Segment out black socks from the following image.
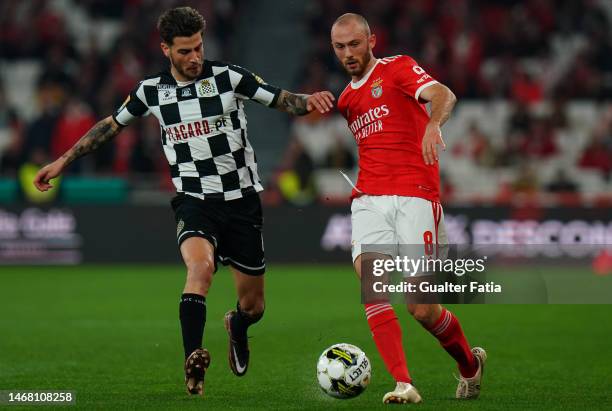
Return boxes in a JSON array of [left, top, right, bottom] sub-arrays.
[[179, 293, 206, 359]]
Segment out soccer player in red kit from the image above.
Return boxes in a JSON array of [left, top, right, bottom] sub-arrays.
[[331, 13, 486, 404]]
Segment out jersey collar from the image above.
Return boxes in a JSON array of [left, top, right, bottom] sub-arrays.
[[159, 70, 178, 85], [161, 60, 212, 85], [350, 59, 380, 90]]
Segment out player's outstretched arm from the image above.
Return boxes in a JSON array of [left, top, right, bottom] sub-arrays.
[[33, 116, 123, 191], [275, 90, 335, 116], [419, 83, 457, 165]]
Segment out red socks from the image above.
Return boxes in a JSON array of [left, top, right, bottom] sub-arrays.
[[364, 305, 477, 381], [427, 308, 477, 378], [365, 303, 411, 383]]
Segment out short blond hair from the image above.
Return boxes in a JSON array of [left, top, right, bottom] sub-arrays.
[[332, 13, 371, 36]]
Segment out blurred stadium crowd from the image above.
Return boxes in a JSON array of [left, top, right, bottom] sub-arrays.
[[1, 0, 611, 204]]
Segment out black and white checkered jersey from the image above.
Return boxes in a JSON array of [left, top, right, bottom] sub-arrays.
[[113, 60, 281, 201]]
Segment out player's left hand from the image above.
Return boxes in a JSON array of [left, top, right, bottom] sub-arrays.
[[307, 91, 335, 114], [422, 123, 446, 165]]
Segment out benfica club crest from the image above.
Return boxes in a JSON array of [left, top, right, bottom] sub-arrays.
[[370, 77, 383, 98]]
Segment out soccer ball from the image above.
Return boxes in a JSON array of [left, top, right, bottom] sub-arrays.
[[316, 343, 371, 399]]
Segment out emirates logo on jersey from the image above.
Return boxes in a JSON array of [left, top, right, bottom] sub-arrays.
[[348, 104, 390, 141], [370, 77, 383, 98]]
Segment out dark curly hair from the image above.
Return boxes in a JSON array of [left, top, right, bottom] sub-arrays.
[[157, 7, 206, 45]]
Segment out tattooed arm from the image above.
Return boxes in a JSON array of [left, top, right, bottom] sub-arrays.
[[33, 116, 123, 191], [275, 90, 335, 116], [62, 116, 123, 164], [275, 90, 309, 115]]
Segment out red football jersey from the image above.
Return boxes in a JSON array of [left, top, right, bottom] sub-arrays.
[[337, 55, 440, 201]]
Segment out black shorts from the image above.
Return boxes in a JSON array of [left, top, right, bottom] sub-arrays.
[[171, 193, 265, 276]]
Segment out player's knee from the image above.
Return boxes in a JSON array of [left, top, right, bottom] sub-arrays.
[[185, 259, 214, 289]]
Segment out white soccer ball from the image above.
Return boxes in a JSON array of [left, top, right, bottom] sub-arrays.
[[316, 343, 371, 399]]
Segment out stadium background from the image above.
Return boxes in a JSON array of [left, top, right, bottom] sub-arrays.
[[1, 0, 611, 410]]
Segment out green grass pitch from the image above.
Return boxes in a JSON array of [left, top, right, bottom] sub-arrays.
[[1, 265, 610, 410]]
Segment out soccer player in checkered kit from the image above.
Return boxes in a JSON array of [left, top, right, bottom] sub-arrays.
[[33, 6, 334, 396], [331, 14, 486, 403]]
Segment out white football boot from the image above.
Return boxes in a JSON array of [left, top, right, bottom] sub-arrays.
[[456, 347, 487, 399], [382, 382, 423, 404]]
